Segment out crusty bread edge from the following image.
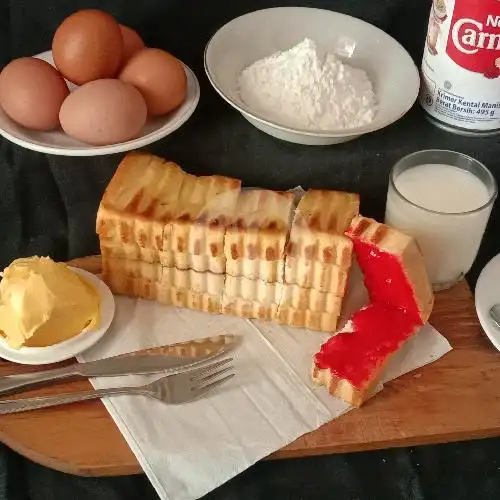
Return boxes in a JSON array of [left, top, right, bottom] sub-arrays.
[[311, 215, 435, 406], [311, 363, 368, 407], [347, 215, 434, 322], [311, 335, 412, 407]]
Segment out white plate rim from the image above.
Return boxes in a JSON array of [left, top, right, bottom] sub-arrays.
[[204, 6, 420, 138], [475, 252, 500, 352], [0, 267, 115, 365], [0, 51, 200, 156]]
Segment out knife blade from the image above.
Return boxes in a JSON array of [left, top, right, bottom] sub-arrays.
[[0, 334, 238, 396]]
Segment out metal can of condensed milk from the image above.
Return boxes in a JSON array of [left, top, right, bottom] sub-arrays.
[[419, 0, 500, 136]]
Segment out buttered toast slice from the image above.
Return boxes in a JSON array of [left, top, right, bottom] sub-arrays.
[[224, 190, 295, 282], [285, 189, 359, 293], [312, 216, 434, 406]]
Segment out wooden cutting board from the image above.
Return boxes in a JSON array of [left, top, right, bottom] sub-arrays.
[[0, 255, 498, 477]]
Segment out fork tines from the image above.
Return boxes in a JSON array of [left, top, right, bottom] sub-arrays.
[[190, 358, 235, 396]]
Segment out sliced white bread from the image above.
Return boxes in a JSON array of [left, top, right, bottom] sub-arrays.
[[224, 190, 295, 282], [284, 189, 359, 293], [97, 151, 241, 275]]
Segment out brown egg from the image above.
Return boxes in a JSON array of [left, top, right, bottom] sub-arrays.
[[119, 48, 187, 116], [0, 57, 69, 131], [59, 79, 147, 145], [119, 25, 145, 65], [52, 9, 123, 85]]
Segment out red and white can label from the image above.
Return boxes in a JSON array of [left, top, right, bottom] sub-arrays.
[[419, 0, 500, 132]]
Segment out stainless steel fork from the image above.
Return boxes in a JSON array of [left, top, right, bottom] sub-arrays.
[[0, 358, 234, 414]]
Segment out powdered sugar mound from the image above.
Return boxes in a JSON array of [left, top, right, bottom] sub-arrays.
[[238, 38, 377, 131]]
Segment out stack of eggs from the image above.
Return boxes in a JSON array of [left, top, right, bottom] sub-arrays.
[[0, 10, 187, 146]]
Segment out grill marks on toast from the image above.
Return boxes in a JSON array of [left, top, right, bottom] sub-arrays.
[[283, 262, 349, 293], [104, 272, 223, 313], [224, 190, 295, 280], [347, 216, 390, 245], [102, 258, 224, 313], [292, 190, 360, 234], [102, 258, 224, 294], [221, 190, 296, 320], [284, 190, 359, 292], [274, 190, 360, 331], [164, 173, 241, 264], [285, 239, 352, 266], [221, 275, 283, 321]]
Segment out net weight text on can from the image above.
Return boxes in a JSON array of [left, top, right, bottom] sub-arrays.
[[419, 0, 500, 136]]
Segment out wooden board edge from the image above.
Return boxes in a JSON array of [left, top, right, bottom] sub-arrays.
[[0, 424, 142, 477], [267, 427, 500, 460], [11, 416, 500, 476]]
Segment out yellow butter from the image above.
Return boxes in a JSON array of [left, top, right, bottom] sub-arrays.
[[0, 256, 100, 348]]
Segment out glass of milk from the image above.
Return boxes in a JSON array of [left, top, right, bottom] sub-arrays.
[[385, 150, 497, 291]]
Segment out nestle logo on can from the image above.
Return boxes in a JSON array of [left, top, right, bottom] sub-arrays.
[[446, 3, 500, 78]]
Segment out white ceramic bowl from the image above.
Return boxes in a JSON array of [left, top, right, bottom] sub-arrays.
[[204, 7, 420, 146], [0, 268, 115, 365], [0, 51, 200, 156]]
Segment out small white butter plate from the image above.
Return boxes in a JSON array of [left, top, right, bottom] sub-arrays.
[[0, 268, 115, 365], [0, 51, 200, 156], [475, 253, 500, 352]]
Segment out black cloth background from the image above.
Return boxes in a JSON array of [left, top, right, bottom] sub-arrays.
[[1, 1, 500, 499]]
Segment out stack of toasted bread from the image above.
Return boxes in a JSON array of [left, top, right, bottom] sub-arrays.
[[275, 190, 359, 332], [97, 152, 360, 333], [222, 189, 295, 321], [97, 152, 241, 312]]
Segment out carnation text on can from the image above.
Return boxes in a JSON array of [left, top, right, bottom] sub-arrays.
[[419, 0, 500, 136]]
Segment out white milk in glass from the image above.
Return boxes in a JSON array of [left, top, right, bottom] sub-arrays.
[[385, 163, 492, 287]]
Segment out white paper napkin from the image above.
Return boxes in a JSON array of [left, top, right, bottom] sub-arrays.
[[78, 271, 452, 500]]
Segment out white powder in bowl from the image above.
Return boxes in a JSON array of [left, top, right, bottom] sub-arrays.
[[238, 38, 377, 131]]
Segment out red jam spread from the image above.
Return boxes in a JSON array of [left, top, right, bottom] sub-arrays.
[[351, 239, 420, 319], [314, 233, 423, 390], [314, 304, 420, 389]]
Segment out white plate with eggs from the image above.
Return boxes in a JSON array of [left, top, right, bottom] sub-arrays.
[[0, 268, 115, 365], [0, 50, 200, 156]]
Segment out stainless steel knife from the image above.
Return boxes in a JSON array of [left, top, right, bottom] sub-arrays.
[[0, 334, 238, 396]]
